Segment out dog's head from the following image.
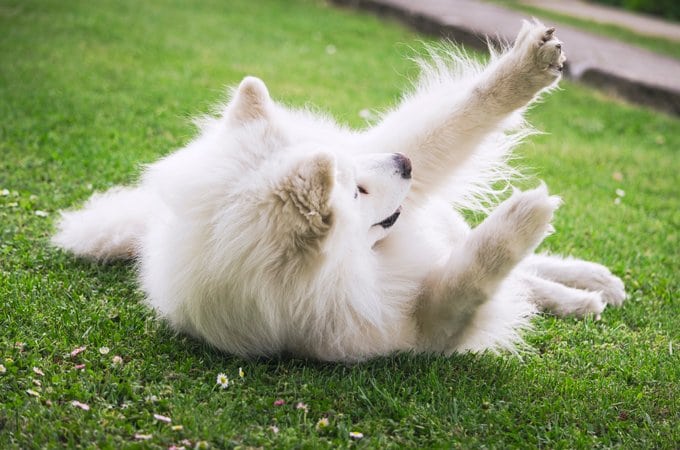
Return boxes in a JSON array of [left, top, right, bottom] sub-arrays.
[[219, 76, 412, 266], [272, 149, 412, 251]]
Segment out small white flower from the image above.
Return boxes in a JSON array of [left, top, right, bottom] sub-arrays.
[[34, 210, 49, 217], [238, 367, 244, 378], [71, 400, 90, 411], [614, 197, 622, 205], [216, 373, 229, 389], [33, 367, 45, 376], [316, 417, 329, 429], [349, 431, 364, 439], [99, 346, 110, 355], [0, 189, 9, 196], [295, 402, 308, 412], [70, 346, 86, 357], [154, 413, 172, 423], [134, 433, 153, 441], [112, 355, 123, 365], [0, 364, 5, 374], [171, 425, 184, 431], [615, 189, 625, 197], [26, 389, 40, 397], [145, 395, 159, 403], [269, 425, 279, 434]]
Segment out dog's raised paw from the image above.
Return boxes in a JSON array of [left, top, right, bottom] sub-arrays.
[[513, 20, 567, 84], [537, 30, 566, 75], [494, 184, 561, 257]]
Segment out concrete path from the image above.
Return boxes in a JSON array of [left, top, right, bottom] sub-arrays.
[[333, 0, 680, 116], [521, 0, 680, 42]]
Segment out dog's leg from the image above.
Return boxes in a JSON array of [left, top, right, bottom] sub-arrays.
[[365, 20, 566, 198], [519, 272, 606, 318], [521, 254, 627, 306], [417, 184, 560, 351]]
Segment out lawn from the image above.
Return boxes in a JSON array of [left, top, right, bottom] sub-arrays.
[[1, 0, 678, 448]]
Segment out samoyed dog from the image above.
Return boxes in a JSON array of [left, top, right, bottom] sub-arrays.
[[53, 21, 626, 362]]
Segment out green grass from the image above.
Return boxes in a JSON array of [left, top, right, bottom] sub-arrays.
[[493, 0, 680, 60], [1, 0, 678, 447]]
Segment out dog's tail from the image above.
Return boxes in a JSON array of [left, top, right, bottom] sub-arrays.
[[52, 186, 157, 261]]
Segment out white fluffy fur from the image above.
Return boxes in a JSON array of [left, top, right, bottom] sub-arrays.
[[52, 21, 626, 362]]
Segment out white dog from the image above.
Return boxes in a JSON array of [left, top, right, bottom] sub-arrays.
[[53, 21, 626, 362]]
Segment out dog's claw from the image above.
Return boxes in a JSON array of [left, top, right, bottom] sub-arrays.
[[539, 27, 556, 46]]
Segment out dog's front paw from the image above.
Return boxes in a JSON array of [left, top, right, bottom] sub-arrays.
[[512, 20, 567, 87], [495, 184, 561, 258]]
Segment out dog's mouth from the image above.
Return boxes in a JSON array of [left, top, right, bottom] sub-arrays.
[[373, 207, 401, 229]]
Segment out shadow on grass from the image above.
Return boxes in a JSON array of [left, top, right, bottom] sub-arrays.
[[51, 250, 522, 408], [157, 321, 521, 394]]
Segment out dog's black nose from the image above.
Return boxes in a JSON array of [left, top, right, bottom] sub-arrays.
[[394, 153, 412, 179]]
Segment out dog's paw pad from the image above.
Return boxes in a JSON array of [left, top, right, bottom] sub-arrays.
[[513, 20, 567, 81], [537, 35, 566, 74]]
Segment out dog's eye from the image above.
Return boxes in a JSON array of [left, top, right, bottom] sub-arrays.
[[357, 185, 368, 195]]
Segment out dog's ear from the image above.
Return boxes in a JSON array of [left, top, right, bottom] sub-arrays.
[[276, 152, 335, 241], [228, 76, 270, 123]]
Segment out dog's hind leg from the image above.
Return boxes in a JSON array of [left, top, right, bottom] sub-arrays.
[[364, 20, 566, 199], [519, 272, 606, 318], [417, 184, 560, 352], [52, 186, 158, 260], [521, 254, 627, 306]]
